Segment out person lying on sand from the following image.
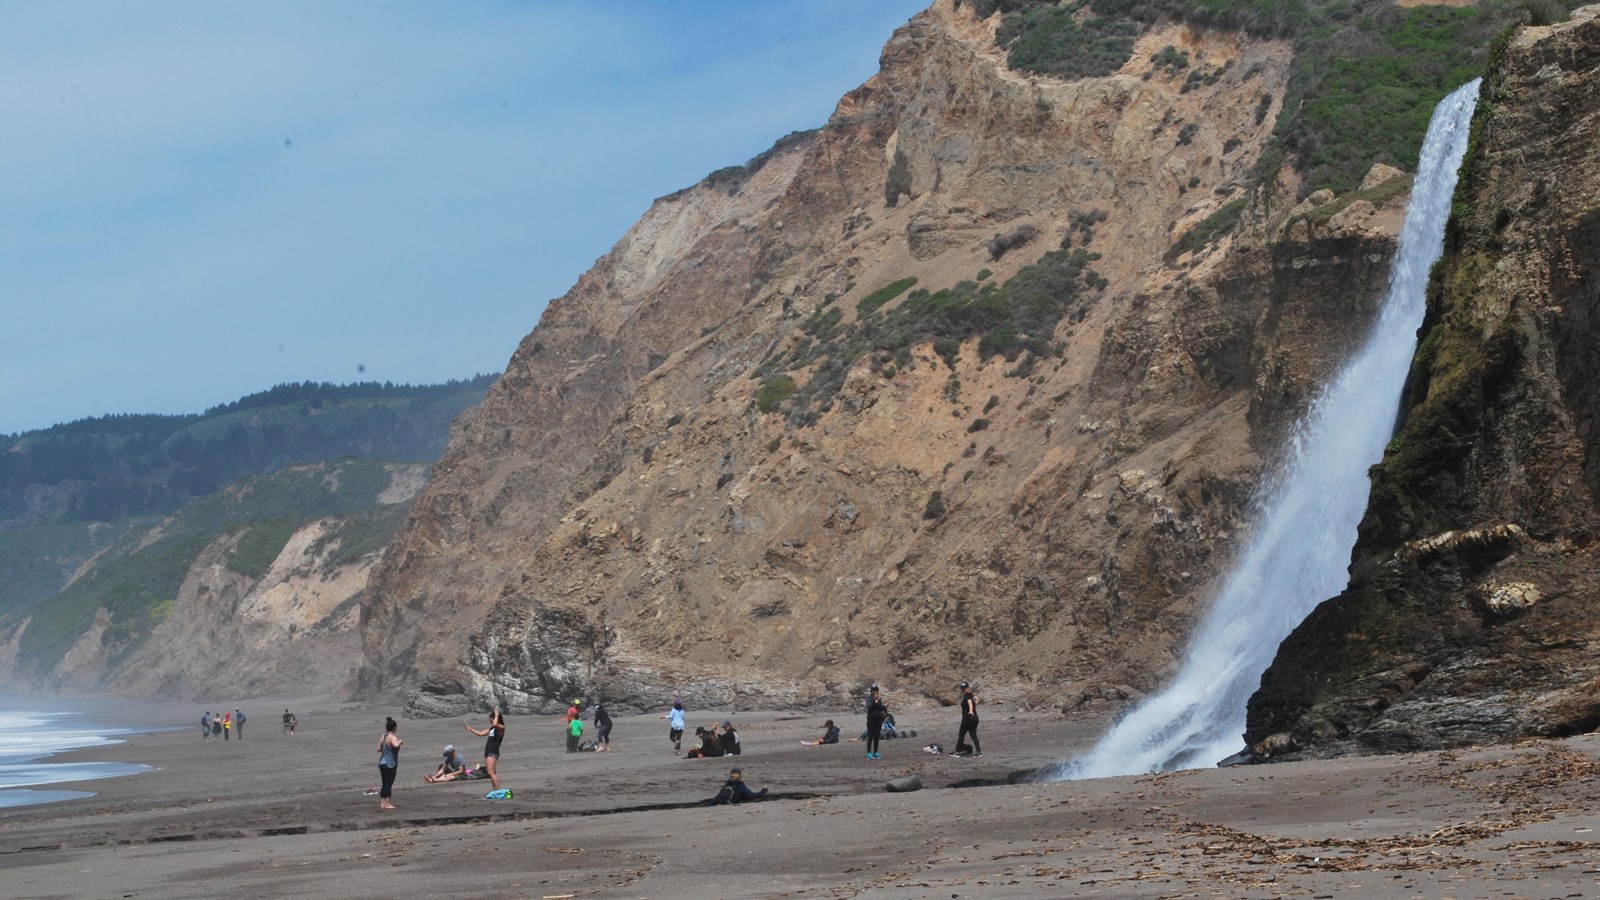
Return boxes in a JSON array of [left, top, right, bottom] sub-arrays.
[[704, 766, 767, 805], [424, 745, 469, 782]]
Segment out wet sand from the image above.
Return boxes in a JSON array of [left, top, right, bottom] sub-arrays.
[[4, 698, 1600, 899]]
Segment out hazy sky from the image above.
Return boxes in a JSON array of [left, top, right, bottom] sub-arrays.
[[0, 1, 929, 435]]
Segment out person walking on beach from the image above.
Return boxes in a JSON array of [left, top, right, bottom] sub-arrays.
[[234, 708, 245, 740], [222, 711, 232, 741], [201, 711, 211, 741], [465, 707, 507, 791], [283, 709, 297, 735], [864, 684, 888, 760], [956, 681, 982, 757], [593, 700, 613, 752], [663, 700, 686, 754], [376, 716, 402, 811], [211, 716, 222, 740]]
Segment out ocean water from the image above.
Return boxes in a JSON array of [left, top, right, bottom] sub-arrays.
[[0, 703, 151, 808]]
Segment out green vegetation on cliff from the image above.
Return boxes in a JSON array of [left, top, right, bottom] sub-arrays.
[[0, 375, 492, 528], [0, 376, 491, 617], [755, 250, 1105, 424], [964, 0, 1583, 194]]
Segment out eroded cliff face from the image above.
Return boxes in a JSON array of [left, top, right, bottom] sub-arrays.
[[1246, 8, 1600, 757], [360, 0, 1414, 716]]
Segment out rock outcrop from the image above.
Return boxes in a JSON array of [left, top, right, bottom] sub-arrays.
[[358, 1, 1418, 715], [1246, 8, 1600, 756]]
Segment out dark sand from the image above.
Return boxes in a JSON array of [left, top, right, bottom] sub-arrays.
[[5, 697, 1600, 899]]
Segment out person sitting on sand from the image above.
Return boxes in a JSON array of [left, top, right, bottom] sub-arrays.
[[855, 712, 898, 741], [718, 721, 740, 756], [425, 744, 469, 782], [684, 726, 724, 759], [803, 720, 841, 746], [704, 766, 767, 805]]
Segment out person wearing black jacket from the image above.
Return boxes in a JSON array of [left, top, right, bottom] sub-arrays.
[[685, 726, 724, 759], [704, 767, 767, 805], [593, 701, 614, 752], [956, 681, 982, 757], [864, 684, 888, 760], [718, 721, 740, 756]]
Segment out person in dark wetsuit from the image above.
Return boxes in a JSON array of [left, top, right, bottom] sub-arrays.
[[956, 681, 981, 757], [593, 700, 614, 752], [864, 684, 888, 760], [376, 716, 402, 811], [465, 707, 507, 791]]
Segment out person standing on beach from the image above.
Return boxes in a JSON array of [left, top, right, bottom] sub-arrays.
[[222, 711, 231, 741], [593, 700, 613, 752], [465, 707, 507, 791], [211, 716, 222, 740], [235, 708, 245, 740], [663, 700, 686, 754], [201, 711, 211, 741], [864, 684, 888, 760], [377, 716, 402, 811], [956, 681, 981, 757]]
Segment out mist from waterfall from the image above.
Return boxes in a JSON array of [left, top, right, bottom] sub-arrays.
[[1049, 79, 1482, 780]]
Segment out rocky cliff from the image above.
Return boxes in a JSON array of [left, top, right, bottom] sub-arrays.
[[1246, 7, 1600, 757], [359, 0, 1421, 716]]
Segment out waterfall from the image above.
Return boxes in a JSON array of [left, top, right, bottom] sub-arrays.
[[1051, 79, 1482, 780]]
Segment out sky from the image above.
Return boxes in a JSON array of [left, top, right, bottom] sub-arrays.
[[0, 1, 930, 436]]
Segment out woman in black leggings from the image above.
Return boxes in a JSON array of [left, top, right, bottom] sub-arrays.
[[376, 716, 402, 810], [864, 684, 888, 760]]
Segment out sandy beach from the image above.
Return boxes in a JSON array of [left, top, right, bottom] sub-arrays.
[[4, 697, 1600, 899]]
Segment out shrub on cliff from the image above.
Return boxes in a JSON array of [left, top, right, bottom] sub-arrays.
[[972, 0, 1578, 195]]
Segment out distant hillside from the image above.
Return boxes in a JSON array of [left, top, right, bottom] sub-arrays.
[[0, 375, 493, 618], [0, 458, 427, 693]]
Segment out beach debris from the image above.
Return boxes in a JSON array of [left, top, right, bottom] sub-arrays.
[[885, 775, 922, 793]]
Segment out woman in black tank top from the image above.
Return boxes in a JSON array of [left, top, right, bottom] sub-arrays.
[[465, 707, 507, 790]]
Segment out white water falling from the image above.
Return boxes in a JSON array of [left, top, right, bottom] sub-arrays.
[[1053, 79, 1482, 780]]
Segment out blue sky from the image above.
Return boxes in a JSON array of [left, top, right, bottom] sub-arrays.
[[0, 1, 929, 435]]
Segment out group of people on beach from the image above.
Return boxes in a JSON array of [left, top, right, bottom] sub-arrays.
[[374, 706, 507, 810], [372, 680, 982, 811], [198, 708, 246, 741], [199, 708, 302, 741]]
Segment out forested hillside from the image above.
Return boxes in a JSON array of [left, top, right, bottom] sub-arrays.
[[0, 376, 493, 617]]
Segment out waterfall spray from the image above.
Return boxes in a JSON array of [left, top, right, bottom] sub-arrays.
[[1052, 79, 1482, 780]]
